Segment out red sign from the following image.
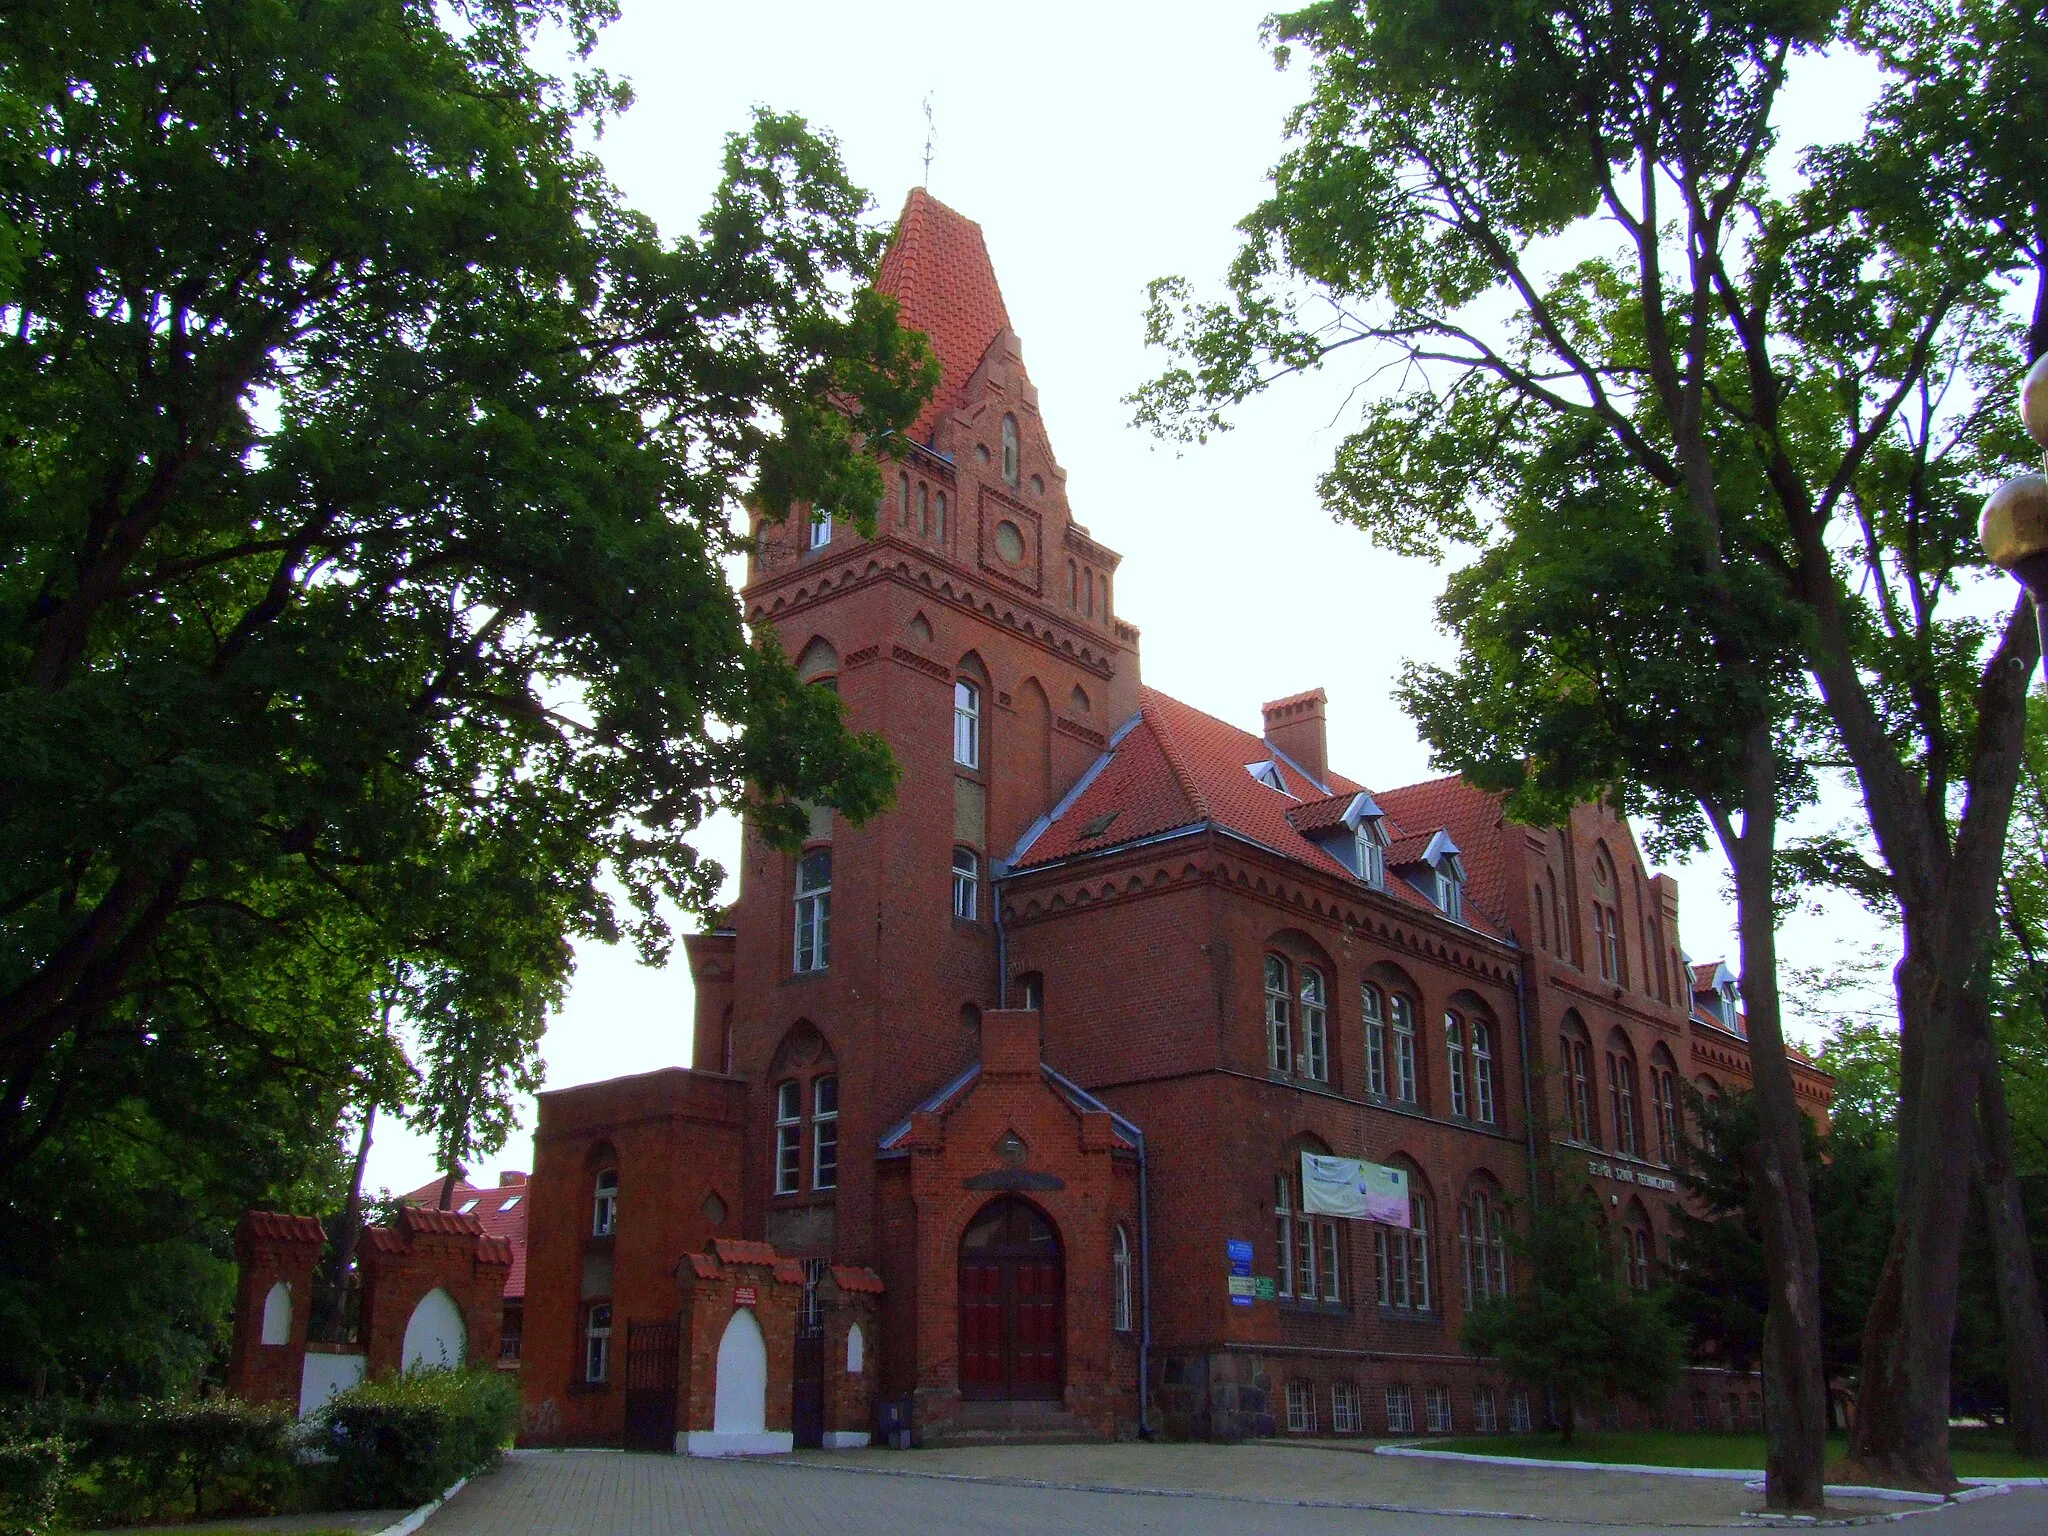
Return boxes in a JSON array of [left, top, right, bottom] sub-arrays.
[[733, 1286, 757, 1308]]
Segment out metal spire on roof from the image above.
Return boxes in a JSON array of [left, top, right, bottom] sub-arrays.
[[921, 93, 935, 188]]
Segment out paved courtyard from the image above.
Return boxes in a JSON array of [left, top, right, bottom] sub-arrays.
[[417, 1445, 2048, 1535]]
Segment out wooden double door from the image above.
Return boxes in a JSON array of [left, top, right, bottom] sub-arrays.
[[958, 1197, 1064, 1401]]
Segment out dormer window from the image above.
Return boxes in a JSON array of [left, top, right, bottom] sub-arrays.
[[1247, 761, 1285, 793], [1436, 865, 1463, 922], [1356, 824, 1385, 889], [1717, 982, 1739, 1030]]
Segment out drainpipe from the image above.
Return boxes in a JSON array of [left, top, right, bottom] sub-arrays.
[[992, 860, 1008, 1011], [1513, 951, 1541, 1210], [1137, 1123, 1154, 1439]]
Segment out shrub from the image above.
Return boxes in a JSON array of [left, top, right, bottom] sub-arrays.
[[316, 1369, 517, 1510], [0, 1433, 70, 1536], [63, 1399, 297, 1525]]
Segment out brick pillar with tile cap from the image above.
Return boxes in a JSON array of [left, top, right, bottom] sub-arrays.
[[228, 1212, 326, 1408], [821, 1264, 885, 1445]]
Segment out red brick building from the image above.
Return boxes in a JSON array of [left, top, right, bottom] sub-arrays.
[[517, 189, 1831, 1449]]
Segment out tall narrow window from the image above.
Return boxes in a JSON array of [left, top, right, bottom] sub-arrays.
[[1274, 1172, 1295, 1298], [1362, 984, 1387, 1096], [1437, 865, 1463, 922], [774, 1080, 802, 1195], [1653, 1062, 1679, 1165], [1409, 1194, 1432, 1310], [1446, 1012, 1468, 1117], [1297, 1182, 1318, 1297], [1392, 993, 1418, 1103], [1626, 1226, 1653, 1291], [1358, 827, 1385, 889], [1472, 1021, 1497, 1125], [1607, 1046, 1640, 1157], [592, 1169, 618, 1237], [1001, 414, 1019, 487], [1534, 884, 1548, 951], [1300, 967, 1328, 1082], [952, 847, 979, 920], [953, 679, 981, 768], [794, 849, 831, 972], [1461, 1188, 1509, 1308], [1085, 567, 1095, 617], [585, 1303, 612, 1383], [1264, 955, 1292, 1074], [1561, 1031, 1594, 1143], [812, 1075, 839, 1190], [899, 470, 912, 524], [917, 481, 930, 534], [1112, 1225, 1133, 1333], [1375, 1189, 1430, 1310], [1068, 560, 1079, 608], [935, 491, 947, 541], [808, 507, 831, 549], [1319, 1219, 1341, 1302], [1549, 870, 1565, 958]]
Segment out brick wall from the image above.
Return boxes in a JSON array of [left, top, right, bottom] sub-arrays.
[[226, 1212, 325, 1409]]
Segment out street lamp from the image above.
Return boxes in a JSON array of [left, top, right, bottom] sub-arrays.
[[1980, 355, 2048, 618]]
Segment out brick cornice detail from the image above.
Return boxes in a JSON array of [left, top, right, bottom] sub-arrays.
[[1053, 715, 1106, 749], [890, 644, 952, 681], [1544, 972, 1687, 1037]]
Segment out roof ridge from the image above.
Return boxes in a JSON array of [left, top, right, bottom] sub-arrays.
[[1140, 690, 1210, 821]]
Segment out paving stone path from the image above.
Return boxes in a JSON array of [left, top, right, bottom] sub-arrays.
[[419, 1446, 2048, 1535]]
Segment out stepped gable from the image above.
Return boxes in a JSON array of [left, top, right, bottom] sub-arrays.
[[875, 188, 1013, 443]]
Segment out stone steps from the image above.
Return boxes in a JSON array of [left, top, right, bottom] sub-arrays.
[[923, 1400, 1103, 1446]]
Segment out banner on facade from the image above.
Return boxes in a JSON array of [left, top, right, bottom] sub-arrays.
[[1300, 1153, 1409, 1226]]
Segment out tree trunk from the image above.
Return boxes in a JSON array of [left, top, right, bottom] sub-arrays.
[[326, 1105, 375, 1290], [1974, 1026, 2048, 1457], [1717, 746, 1829, 1513]]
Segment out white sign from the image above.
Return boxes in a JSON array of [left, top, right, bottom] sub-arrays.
[[1301, 1154, 1410, 1226]]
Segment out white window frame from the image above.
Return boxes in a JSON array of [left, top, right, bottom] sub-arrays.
[[1385, 1386, 1415, 1435], [794, 849, 831, 973], [952, 847, 979, 920], [1437, 866, 1462, 921], [592, 1170, 618, 1237], [1112, 1225, 1133, 1333], [1357, 826, 1385, 889], [1274, 1172, 1295, 1299], [953, 679, 981, 768], [1264, 955, 1291, 1074], [1446, 1012, 1468, 1117], [1285, 1379, 1317, 1434], [1474, 1387, 1498, 1434], [1363, 984, 1387, 1096], [586, 1303, 612, 1383], [812, 1075, 839, 1191], [808, 507, 832, 549], [774, 1080, 802, 1195], [1318, 1218, 1341, 1303], [1510, 1388, 1533, 1432], [1332, 1381, 1361, 1433], [1473, 1022, 1497, 1125], [1299, 966, 1327, 1082], [1427, 1385, 1453, 1434], [1392, 993, 1418, 1103]]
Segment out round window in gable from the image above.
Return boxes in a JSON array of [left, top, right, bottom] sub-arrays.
[[994, 520, 1026, 565]]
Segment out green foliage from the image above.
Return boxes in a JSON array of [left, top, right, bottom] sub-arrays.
[[1463, 1188, 1685, 1439], [0, 0, 932, 1387], [0, 1432, 67, 1536], [0, 1398, 295, 1527], [316, 1368, 518, 1510]]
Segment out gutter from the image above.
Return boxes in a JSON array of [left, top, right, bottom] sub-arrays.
[[1513, 952, 1541, 1209]]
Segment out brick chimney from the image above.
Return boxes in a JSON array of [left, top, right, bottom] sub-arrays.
[[1262, 689, 1329, 787], [499, 1171, 527, 1187]]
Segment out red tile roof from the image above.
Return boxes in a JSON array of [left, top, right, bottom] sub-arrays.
[[831, 1264, 885, 1295], [240, 1211, 326, 1245], [402, 1175, 530, 1300], [1014, 688, 1503, 939], [686, 1252, 723, 1281], [875, 188, 1012, 443], [398, 1205, 482, 1238], [711, 1237, 781, 1269], [772, 1259, 808, 1287], [1374, 775, 1514, 934], [1287, 792, 1361, 836]]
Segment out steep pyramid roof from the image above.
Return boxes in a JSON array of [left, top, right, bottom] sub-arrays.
[[875, 188, 1012, 442]]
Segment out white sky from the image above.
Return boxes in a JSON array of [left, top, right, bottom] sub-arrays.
[[362, 1, 1905, 1196]]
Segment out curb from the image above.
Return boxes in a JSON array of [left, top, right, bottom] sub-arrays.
[[1375, 1447, 2034, 1507], [369, 1475, 467, 1536]]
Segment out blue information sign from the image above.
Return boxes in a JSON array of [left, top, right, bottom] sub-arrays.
[[1227, 1238, 1254, 1306]]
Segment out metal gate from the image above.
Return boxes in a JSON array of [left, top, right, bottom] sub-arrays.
[[622, 1317, 679, 1452], [792, 1259, 826, 1450]]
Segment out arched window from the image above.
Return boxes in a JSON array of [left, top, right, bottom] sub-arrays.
[[586, 1302, 612, 1382], [1446, 1012, 1468, 1117], [1300, 966, 1328, 1082], [1548, 869, 1565, 958], [917, 481, 930, 534], [774, 1080, 802, 1194], [1376, 1178, 1431, 1312], [1459, 1183, 1510, 1308], [1001, 414, 1019, 487], [935, 490, 947, 541], [1559, 1017, 1596, 1144], [592, 1169, 618, 1236], [953, 678, 981, 768], [952, 847, 979, 920], [1624, 1210, 1654, 1291], [812, 1075, 839, 1190], [1534, 884, 1548, 951], [1362, 984, 1387, 1096], [1276, 1158, 1340, 1301], [1112, 1225, 1133, 1333], [1606, 1032, 1641, 1158], [1592, 850, 1625, 983], [1472, 1019, 1497, 1125], [899, 469, 911, 524], [794, 848, 831, 972], [1264, 955, 1292, 1074], [1068, 560, 1079, 608], [1085, 567, 1095, 617], [1391, 992, 1418, 1104], [1650, 1046, 1681, 1165]]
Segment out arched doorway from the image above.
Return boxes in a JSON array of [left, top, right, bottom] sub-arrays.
[[958, 1197, 1063, 1401]]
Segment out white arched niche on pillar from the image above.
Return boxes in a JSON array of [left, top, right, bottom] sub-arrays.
[[260, 1281, 293, 1345], [820, 1321, 872, 1449], [401, 1287, 467, 1372], [685, 1306, 791, 1456]]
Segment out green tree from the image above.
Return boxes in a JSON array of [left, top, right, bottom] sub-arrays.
[[1136, 0, 2045, 1489], [1463, 1188, 1686, 1444], [0, 0, 933, 1389]]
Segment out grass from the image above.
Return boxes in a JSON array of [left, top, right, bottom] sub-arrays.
[[1425, 1429, 2044, 1480]]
